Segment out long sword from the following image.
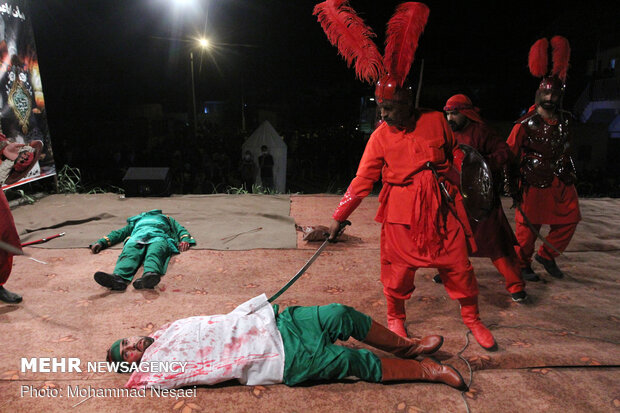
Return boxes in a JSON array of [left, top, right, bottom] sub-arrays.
[[517, 205, 563, 257], [268, 220, 350, 303], [0, 240, 26, 256]]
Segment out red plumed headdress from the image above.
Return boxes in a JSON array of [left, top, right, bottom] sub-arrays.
[[313, 0, 384, 83], [527, 36, 571, 92], [383, 2, 429, 88], [528, 38, 549, 78], [550, 35, 570, 82], [314, 1, 429, 102]]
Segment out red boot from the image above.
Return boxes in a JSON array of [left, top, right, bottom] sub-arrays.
[[385, 294, 408, 338], [459, 296, 497, 351]]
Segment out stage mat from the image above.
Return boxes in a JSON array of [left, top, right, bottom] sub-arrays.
[[11, 193, 297, 251], [0, 195, 618, 412]]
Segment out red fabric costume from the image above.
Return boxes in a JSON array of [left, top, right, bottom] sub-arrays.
[[0, 190, 21, 285], [333, 110, 484, 319], [317, 0, 495, 350], [507, 114, 581, 265], [505, 35, 580, 271], [444, 95, 524, 294]]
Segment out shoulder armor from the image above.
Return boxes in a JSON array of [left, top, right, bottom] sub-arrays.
[[515, 109, 538, 125]]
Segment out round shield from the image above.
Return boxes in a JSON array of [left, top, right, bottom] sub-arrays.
[[459, 143, 494, 222]]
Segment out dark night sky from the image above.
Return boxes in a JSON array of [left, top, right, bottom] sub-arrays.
[[27, 0, 620, 133]]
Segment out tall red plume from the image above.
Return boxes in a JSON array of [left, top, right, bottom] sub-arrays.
[[383, 2, 429, 87], [528, 38, 549, 77], [550, 35, 570, 82], [313, 0, 384, 83]]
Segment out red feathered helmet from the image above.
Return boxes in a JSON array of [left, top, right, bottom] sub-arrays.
[[528, 36, 571, 94], [313, 1, 429, 104]]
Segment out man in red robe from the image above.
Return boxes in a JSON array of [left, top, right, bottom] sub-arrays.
[[442, 94, 527, 302], [328, 85, 497, 351], [506, 77, 580, 281]]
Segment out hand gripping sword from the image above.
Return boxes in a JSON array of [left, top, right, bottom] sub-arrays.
[[425, 162, 454, 203], [267, 220, 351, 303]]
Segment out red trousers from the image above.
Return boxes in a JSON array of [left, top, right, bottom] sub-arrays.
[[380, 212, 479, 301], [492, 256, 524, 294], [0, 254, 13, 285], [515, 220, 577, 266], [1, 190, 20, 285]]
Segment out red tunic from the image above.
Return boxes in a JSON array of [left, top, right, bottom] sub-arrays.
[[454, 121, 518, 259], [0, 190, 21, 284], [507, 122, 581, 225], [333, 110, 475, 263]]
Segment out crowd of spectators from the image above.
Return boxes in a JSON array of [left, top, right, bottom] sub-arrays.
[[49, 117, 619, 198], [52, 119, 370, 195]]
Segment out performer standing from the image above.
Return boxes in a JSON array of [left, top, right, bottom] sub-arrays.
[[442, 94, 527, 302], [316, 1, 496, 350], [505, 36, 581, 281]]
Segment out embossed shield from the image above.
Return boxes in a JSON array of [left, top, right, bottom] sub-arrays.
[[459, 144, 494, 222]]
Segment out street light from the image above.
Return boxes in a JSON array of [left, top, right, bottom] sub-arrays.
[[190, 37, 211, 139]]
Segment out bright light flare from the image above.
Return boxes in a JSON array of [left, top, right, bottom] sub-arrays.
[[198, 38, 210, 49]]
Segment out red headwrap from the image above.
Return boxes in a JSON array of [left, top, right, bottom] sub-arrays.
[[443, 94, 483, 123]]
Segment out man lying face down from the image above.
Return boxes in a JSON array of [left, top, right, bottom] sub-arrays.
[[107, 294, 467, 390]]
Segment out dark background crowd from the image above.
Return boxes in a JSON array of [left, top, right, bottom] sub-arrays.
[[42, 110, 620, 198], [6, 0, 619, 199]]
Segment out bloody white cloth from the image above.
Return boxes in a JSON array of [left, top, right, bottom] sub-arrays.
[[125, 294, 285, 389]]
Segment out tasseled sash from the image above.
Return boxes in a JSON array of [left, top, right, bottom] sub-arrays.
[[409, 169, 446, 258]]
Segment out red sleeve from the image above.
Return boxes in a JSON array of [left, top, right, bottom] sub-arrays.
[[481, 125, 511, 171], [439, 116, 463, 185], [506, 123, 526, 160], [443, 115, 458, 158], [333, 131, 384, 221]]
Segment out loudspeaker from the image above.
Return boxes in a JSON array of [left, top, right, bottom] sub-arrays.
[[122, 167, 171, 197]]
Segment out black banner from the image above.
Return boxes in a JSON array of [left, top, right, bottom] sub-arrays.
[[1, 0, 55, 189]]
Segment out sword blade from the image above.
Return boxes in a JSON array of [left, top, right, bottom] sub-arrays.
[[268, 238, 330, 303], [0, 240, 25, 256], [517, 206, 563, 257]]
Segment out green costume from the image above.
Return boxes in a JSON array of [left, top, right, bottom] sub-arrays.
[[93, 210, 196, 282], [275, 303, 382, 385]]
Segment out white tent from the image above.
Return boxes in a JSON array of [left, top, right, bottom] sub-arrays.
[[241, 121, 287, 193]]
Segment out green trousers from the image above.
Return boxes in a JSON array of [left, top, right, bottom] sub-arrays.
[[275, 303, 382, 386], [113, 240, 172, 281]]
